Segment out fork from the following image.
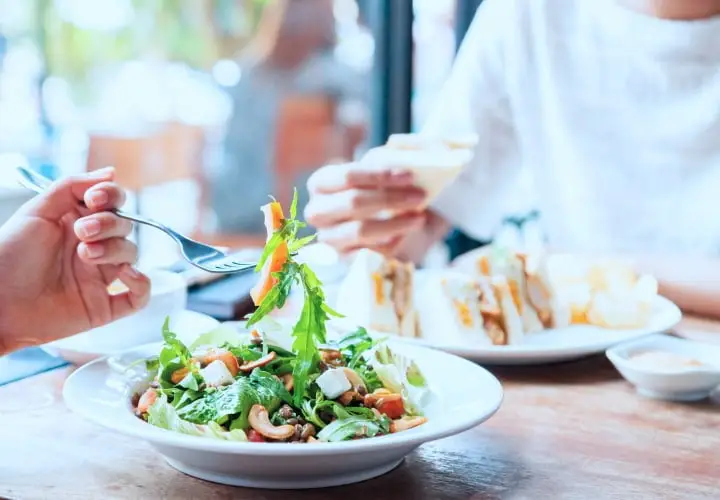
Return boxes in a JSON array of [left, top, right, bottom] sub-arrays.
[[16, 166, 258, 275]]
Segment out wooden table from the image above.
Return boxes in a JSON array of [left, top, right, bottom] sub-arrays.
[[1, 318, 718, 500]]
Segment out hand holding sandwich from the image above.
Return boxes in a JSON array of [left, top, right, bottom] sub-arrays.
[[304, 157, 429, 256], [305, 134, 477, 261]]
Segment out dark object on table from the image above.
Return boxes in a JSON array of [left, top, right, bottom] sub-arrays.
[[167, 259, 257, 321], [186, 273, 257, 321]]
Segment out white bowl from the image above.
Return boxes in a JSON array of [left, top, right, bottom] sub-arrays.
[[606, 334, 720, 402], [43, 270, 188, 363], [64, 340, 504, 489]]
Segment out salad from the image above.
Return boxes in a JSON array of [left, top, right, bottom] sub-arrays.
[[132, 193, 431, 443]]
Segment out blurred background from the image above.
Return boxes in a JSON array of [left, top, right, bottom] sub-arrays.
[[0, 0, 532, 267]]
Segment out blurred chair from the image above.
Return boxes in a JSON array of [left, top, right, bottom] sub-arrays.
[[274, 95, 339, 208], [86, 123, 202, 209]]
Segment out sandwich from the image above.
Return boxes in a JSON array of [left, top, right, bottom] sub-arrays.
[[335, 249, 419, 338], [361, 133, 478, 205], [475, 248, 571, 331], [416, 272, 524, 346], [386, 133, 479, 151]]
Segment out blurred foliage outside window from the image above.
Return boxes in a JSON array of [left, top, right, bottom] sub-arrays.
[[37, 0, 272, 102]]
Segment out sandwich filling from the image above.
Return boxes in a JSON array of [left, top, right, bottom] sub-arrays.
[[372, 258, 415, 333], [441, 277, 509, 346]]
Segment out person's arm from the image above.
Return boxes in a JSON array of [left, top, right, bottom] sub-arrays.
[[305, 0, 522, 260], [635, 255, 720, 319], [396, 0, 522, 263]]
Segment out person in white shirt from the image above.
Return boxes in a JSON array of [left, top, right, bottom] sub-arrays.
[[304, 0, 720, 318]]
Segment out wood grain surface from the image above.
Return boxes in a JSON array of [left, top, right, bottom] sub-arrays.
[[0, 318, 718, 500]]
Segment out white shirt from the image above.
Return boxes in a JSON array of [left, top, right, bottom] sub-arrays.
[[426, 0, 720, 256]]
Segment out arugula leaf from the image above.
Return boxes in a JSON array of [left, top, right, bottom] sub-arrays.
[[336, 327, 377, 369], [246, 262, 299, 327], [246, 194, 345, 406], [161, 318, 191, 362], [288, 234, 316, 253], [145, 357, 160, 374], [357, 366, 384, 393]]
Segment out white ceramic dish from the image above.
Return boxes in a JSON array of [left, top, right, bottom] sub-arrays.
[[64, 340, 503, 489], [42, 270, 190, 364], [330, 269, 682, 366], [401, 295, 680, 365], [606, 334, 720, 401], [43, 310, 218, 366]]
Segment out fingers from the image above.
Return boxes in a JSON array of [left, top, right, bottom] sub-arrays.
[[74, 212, 133, 243], [24, 167, 116, 221], [77, 238, 138, 265], [110, 264, 151, 320], [305, 187, 426, 227], [83, 181, 126, 211], [307, 162, 416, 195], [317, 213, 426, 252]]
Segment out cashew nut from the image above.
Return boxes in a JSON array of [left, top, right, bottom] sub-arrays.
[[248, 404, 295, 441], [239, 351, 276, 372], [363, 391, 401, 408], [281, 373, 294, 392], [390, 416, 427, 433], [337, 390, 359, 406]]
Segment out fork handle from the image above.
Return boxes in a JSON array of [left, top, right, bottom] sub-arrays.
[[16, 165, 183, 243]]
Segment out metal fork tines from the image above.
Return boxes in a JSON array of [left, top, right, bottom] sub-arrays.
[[16, 166, 259, 275]]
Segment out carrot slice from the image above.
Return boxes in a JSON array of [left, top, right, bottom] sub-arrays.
[[262, 201, 284, 237], [251, 201, 289, 305]]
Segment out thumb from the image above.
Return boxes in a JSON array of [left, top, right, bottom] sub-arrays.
[[24, 167, 116, 221]]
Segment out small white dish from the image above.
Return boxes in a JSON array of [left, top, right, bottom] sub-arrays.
[[44, 310, 219, 366], [63, 340, 503, 489], [42, 270, 190, 364], [606, 334, 720, 402]]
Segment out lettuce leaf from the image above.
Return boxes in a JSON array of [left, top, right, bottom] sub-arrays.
[[368, 344, 432, 416], [176, 370, 288, 430], [189, 324, 244, 351], [316, 415, 390, 442], [147, 395, 247, 441]]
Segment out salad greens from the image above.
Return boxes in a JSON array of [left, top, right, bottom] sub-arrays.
[[246, 190, 343, 407], [148, 395, 248, 441], [134, 193, 430, 443]]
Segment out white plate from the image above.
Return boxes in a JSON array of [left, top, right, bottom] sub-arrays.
[[335, 269, 681, 365], [43, 310, 220, 365], [398, 296, 680, 364], [63, 341, 503, 489]]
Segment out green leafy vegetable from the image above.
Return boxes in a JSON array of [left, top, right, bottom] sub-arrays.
[[156, 319, 199, 389], [335, 327, 378, 369], [245, 192, 343, 406], [189, 325, 243, 351], [148, 395, 247, 441], [369, 345, 432, 416], [316, 415, 390, 442], [177, 370, 288, 430]]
